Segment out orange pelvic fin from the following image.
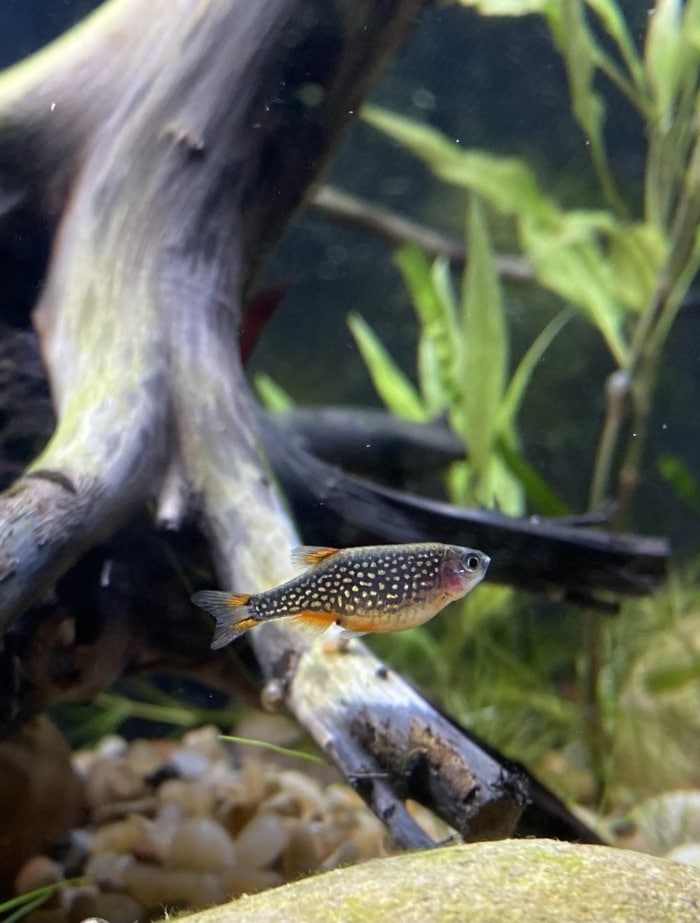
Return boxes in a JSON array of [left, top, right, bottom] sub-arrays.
[[191, 590, 256, 649], [291, 546, 340, 569], [288, 610, 338, 635]]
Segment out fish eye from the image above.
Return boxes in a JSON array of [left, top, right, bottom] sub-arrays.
[[465, 554, 481, 571]]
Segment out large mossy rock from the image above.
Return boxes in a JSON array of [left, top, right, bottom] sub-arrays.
[[185, 838, 700, 923]]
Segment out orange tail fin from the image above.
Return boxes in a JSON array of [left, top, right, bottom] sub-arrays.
[[191, 590, 255, 649]]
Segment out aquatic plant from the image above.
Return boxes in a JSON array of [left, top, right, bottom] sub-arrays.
[[365, 0, 700, 524], [354, 0, 700, 799]]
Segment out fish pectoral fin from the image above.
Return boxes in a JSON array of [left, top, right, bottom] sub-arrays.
[[191, 590, 256, 649], [290, 546, 341, 569]]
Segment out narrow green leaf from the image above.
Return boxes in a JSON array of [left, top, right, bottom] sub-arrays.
[[460, 197, 507, 471], [497, 308, 573, 434], [347, 313, 428, 422], [219, 734, 327, 765], [488, 452, 525, 515], [645, 0, 685, 129], [394, 246, 461, 415], [363, 106, 553, 221], [254, 373, 296, 412], [585, 0, 646, 93], [0, 882, 78, 923], [362, 104, 464, 177], [456, 0, 554, 13]]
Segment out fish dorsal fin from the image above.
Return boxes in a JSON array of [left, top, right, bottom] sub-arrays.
[[291, 545, 340, 569]]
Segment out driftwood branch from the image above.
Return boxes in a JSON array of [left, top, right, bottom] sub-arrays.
[[260, 419, 669, 607], [0, 0, 537, 846]]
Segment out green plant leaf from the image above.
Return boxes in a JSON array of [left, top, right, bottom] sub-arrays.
[[254, 373, 296, 412], [362, 104, 464, 177], [488, 451, 525, 514], [460, 197, 507, 472], [219, 734, 327, 765], [645, 0, 685, 130], [608, 222, 668, 311], [497, 308, 573, 435], [363, 106, 552, 219], [0, 882, 74, 923], [585, 0, 646, 94], [456, 0, 554, 13], [543, 0, 622, 211], [520, 212, 630, 366], [657, 452, 700, 511], [645, 658, 700, 693], [347, 313, 428, 422], [394, 246, 461, 416], [685, 0, 700, 50]]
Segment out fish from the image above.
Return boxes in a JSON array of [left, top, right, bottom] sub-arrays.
[[191, 542, 491, 650]]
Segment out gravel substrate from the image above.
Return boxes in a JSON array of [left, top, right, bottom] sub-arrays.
[[14, 723, 399, 922]]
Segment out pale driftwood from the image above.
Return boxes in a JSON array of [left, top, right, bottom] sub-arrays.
[[0, 0, 531, 846]]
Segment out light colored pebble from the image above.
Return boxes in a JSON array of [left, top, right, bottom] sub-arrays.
[[321, 839, 360, 870], [84, 758, 144, 810], [158, 778, 215, 816], [92, 796, 158, 825], [182, 725, 228, 762], [91, 815, 153, 857], [667, 842, 700, 868], [89, 892, 145, 923], [272, 770, 326, 817], [262, 792, 303, 817], [281, 821, 322, 879], [63, 884, 99, 923], [95, 735, 128, 760], [24, 908, 65, 923], [14, 855, 62, 895], [166, 817, 236, 873], [235, 811, 288, 869], [224, 864, 284, 897], [233, 712, 302, 748], [65, 727, 395, 917], [123, 860, 226, 909], [353, 812, 388, 858], [71, 748, 97, 778], [83, 851, 132, 888], [168, 748, 211, 780], [217, 799, 258, 838], [305, 819, 345, 859], [125, 739, 170, 778]]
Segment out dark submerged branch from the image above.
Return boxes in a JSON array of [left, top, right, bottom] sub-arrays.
[[309, 184, 534, 281]]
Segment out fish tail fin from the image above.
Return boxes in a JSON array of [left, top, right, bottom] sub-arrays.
[[191, 591, 256, 650]]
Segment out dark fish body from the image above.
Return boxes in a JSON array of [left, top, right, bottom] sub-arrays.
[[192, 542, 490, 650]]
